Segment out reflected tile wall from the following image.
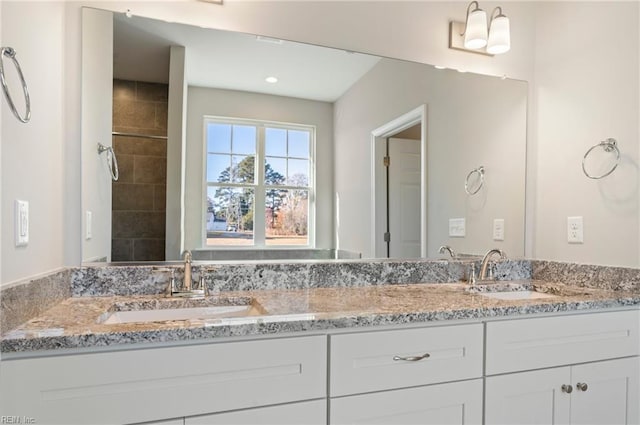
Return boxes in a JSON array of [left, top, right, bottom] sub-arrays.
[[112, 79, 168, 261]]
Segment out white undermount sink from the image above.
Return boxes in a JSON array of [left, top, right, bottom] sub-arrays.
[[98, 297, 266, 325], [101, 305, 259, 324], [478, 291, 558, 301]]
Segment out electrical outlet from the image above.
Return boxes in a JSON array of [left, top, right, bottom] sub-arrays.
[[15, 200, 29, 247], [493, 219, 505, 241], [449, 218, 466, 237], [567, 216, 584, 244]]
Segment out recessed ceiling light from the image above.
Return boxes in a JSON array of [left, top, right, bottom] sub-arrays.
[[434, 65, 446, 70], [256, 36, 284, 45], [265, 76, 278, 84]]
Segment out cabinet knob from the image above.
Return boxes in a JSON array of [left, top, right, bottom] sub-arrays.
[[561, 384, 573, 394], [392, 353, 430, 362], [576, 382, 588, 392]]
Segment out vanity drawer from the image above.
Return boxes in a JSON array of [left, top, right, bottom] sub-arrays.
[[486, 310, 640, 375], [329, 323, 483, 396], [0, 335, 327, 425]]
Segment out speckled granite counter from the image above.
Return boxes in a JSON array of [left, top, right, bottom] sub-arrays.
[[3, 279, 639, 354]]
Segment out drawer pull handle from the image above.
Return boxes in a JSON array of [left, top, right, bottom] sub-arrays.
[[561, 384, 573, 394], [576, 382, 588, 392], [393, 353, 430, 362]]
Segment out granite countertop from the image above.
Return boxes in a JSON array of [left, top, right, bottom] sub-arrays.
[[2, 279, 640, 354]]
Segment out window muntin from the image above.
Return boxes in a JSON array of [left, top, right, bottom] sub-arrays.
[[205, 118, 314, 248]]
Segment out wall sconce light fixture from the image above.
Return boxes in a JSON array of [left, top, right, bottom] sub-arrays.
[[449, 1, 510, 56]]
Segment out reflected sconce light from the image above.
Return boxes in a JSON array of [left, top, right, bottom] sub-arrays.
[[449, 2, 510, 56]]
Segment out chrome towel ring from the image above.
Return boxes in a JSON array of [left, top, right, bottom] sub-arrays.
[[465, 165, 485, 195], [98, 143, 119, 181], [0, 47, 31, 123], [582, 138, 620, 180]]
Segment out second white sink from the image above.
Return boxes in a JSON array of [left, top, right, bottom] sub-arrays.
[[478, 291, 558, 301]]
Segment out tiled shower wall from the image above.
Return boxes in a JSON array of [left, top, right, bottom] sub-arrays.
[[111, 79, 168, 261]]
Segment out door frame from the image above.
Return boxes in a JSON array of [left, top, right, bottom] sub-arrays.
[[370, 104, 428, 258]]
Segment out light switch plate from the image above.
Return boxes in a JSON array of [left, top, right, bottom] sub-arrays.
[[15, 200, 29, 247], [86, 211, 93, 240], [449, 218, 466, 237], [493, 219, 505, 241]]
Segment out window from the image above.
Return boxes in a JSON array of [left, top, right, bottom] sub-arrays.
[[204, 117, 314, 248]]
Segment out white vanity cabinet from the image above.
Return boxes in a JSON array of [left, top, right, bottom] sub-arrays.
[[184, 399, 326, 425], [329, 323, 484, 425], [0, 335, 327, 425], [484, 310, 640, 425]]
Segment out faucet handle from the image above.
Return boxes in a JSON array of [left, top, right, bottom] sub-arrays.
[[165, 269, 177, 297], [199, 274, 209, 297], [468, 263, 477, 285]]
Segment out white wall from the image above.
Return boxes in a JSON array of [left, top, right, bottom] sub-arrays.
[[334, 59, 527, 258], [1, 2, 66, 285], [185, 87, 334, 251], [80, 7, 113, 263], [166, 45, 188, 261], [532, 2, 640, 267]]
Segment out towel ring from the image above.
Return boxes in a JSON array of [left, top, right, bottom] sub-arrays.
[[98, 143, 119, 181], [0, 47, 31, 123], [582, 138, 620, 180], [465, 166, 485, 195]]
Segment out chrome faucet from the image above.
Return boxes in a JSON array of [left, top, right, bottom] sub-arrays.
[[438, 245, 456, 258], [479, 249, 507, 281], [183, 250, 193, 291], [165, 250, 209, 298]]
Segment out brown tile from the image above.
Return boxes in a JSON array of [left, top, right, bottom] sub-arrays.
[[154, 185, 166, 211], [136, 82, 168, 102], [133, 239, 166, 261], [155, 102, 168, 131], [113, 211, 166, 238], [112, 184, 154, 211], [111, 239, 133, 262], [112, 154, 134, 184], [113, 99, 157, 129], [112, 80, 136, 101], [114, 136, 166, 157], [134, 156, 167, 184]]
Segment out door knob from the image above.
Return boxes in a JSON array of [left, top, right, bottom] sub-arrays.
[[561, 384, 573, 393], [576, 382, 588, 392]]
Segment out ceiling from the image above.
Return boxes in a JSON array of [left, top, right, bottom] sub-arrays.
[[113, 13, 381, 102]]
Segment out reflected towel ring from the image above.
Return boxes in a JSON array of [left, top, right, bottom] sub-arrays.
[[0, 47, 31, 123], [98, 143, 119, 181], [582, 138, 620, 180], [465, 166, 485, 195]]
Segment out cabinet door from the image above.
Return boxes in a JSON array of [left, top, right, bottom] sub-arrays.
[[485, 367, 571, 425], [185, 400, 326, 425], [570, 357, 639, 425], [330, 379, 482, 425]]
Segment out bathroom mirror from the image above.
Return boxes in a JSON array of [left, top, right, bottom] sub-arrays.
[[81, 8, 527, 263]]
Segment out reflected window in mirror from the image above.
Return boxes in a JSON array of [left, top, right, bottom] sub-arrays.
[[204, 117, 315, 248]]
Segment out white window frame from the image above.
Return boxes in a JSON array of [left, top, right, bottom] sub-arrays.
[[202, 116, 316, 249]]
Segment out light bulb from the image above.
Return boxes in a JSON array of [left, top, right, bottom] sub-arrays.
[[464, 7, 488, 49], [487, 12, 510, 54]]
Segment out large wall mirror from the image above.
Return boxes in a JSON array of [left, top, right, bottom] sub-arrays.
[[81, 7, 527, 263]]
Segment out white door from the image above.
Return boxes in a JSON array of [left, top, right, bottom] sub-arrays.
[[331, 379, 482, 425], [485, 367, 572, 425], [388, 137, 421, 258], [570, 357, 639, 425]]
